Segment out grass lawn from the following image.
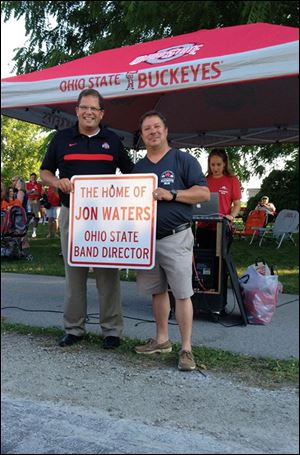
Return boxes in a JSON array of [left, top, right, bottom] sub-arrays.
[[1, 223, 298, 293]]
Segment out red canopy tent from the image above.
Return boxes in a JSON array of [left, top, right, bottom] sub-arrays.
[[1, 22, 299, 148]]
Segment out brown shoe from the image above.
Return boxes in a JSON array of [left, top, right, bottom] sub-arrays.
[[178, 350, 196, 371], [135, 338, 172, 354]]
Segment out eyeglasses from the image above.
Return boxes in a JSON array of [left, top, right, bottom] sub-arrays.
[[78, 105, 103, 113]]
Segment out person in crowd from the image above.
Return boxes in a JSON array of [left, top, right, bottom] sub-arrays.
[[11, 176, 28, 212], [2, 179, 30, 250], [44, 186, 61, 238], [133, 110, 210, 371], [26, 172, 43, 238], [40, 88, 134, 348], [39, 197, 47, 225], [206, 148, 242, 221], [1, 184, 9, 211], [255, 196, 276, 222], [1, 181, 22, 210], [7, 187, 15, 203]]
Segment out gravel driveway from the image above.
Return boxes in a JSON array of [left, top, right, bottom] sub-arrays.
[[1, 332, 299, 454]]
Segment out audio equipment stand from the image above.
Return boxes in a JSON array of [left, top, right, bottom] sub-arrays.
[[224, 253, 248, 325]]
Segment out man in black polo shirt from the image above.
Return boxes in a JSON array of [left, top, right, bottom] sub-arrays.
[[133, 110, 210, 371], [40, 88, 134, 349]]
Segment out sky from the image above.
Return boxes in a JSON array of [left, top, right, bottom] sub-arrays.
[[1, 16, 284, 199], [1, 16, 27, 78]]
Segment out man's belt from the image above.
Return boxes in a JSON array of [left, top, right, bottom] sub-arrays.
[[156, 222, 191, 240]]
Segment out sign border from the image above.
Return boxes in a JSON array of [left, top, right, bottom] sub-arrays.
[[68, 174, 157, 269]]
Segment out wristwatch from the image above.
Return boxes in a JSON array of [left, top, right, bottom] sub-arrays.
[[170, 189, 178, 201]]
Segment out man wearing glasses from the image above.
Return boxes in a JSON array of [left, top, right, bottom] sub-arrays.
[[40, 88, 134, 349]]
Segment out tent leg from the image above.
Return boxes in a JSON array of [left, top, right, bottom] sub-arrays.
[[224, 254, 248, 325]]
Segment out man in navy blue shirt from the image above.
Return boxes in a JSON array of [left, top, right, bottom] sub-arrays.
[[40, 88, 134, 349], [134, 111, 210, 371]]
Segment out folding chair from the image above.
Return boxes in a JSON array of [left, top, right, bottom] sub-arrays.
[[234, 209, 268, 244], [258, 209, 299, 248]]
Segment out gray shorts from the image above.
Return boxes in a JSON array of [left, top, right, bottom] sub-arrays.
[[45, 206, 60, 219], [137, 228, 194, 299], [29, 199, 41, 218]]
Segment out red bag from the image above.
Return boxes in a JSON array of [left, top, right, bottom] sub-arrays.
[[239, 261, 282, 325]]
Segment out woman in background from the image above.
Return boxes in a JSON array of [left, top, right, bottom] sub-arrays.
[[206, 148, 242, 222], [195, 148, 242, 251]]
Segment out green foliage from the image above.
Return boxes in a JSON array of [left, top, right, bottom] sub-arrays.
[[245, 161, 299, 216], [228, 144, 299, 181], [1, 116, 51, 184], [1, 1, 299, 74]]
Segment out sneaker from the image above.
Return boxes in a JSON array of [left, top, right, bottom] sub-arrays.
[[31, 231, 37, 238], [178, 350, 196, 371], [135, 338, 172, 355]]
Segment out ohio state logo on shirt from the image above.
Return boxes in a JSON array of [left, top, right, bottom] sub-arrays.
[[129, 43, 204, 66], [219, 185, 229, 195], [160, 170, 175, 186]]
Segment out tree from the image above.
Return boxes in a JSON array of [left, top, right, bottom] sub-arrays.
[[227, 144, 299, 181], [2, 1, 299, 74], [1, 116, 50, 184], [189, 144, 298, 182], [244, 154, 299, 217]]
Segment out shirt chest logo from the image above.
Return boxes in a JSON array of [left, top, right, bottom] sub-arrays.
[[160, 170, 175, 186], [219, 185, 229, 195]]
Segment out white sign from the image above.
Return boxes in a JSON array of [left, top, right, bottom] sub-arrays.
[[68, 174, 157, 269]]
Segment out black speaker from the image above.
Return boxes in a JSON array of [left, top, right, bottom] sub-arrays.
[[192, 219, 228, 316], [193, 253, 218, 291]]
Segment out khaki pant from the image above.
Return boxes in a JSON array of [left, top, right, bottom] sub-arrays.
[[59, 206, 123, 337]]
